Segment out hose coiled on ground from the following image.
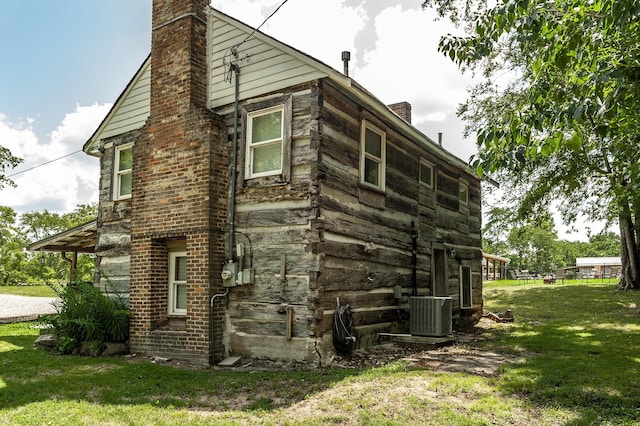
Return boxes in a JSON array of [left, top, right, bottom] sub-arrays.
[[332, 304, 356, 355]]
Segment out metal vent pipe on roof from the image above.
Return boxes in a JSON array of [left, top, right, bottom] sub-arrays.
[[438, 132, 443, 146], [342, 51, 351, 76]]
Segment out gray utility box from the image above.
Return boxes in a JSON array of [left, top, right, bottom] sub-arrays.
[[409, 296, 452, 337]]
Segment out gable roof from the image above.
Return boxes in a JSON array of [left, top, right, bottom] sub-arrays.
[[209, 7, 474, 175], [83, 6, 475, 176], [83, 56, 150, 155]]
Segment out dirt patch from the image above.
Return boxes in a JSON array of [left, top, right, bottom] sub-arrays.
[[201, 317, 524, 376], [329, 317, 524, 375]]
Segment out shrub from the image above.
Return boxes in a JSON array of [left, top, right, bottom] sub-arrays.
[[43, 282, 129, 353]]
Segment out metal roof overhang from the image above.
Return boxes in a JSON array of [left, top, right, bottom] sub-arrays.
[[27, 220, 97, 254]]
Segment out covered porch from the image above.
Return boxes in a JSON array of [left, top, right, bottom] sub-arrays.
[[482, 253, 510, 281], [27, 221, 98, 282]]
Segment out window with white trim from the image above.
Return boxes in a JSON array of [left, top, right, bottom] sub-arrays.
[[420, 159, 434, 188], [114, 144, 133, 200], [459, 181, 469, 206], [245, 105, 284, 178], [168, 251, 187, 315], [360, 121, 386, 190], [460, 265, 472, 309]]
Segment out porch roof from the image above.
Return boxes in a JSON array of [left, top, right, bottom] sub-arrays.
[[27, 221, 97, 254]]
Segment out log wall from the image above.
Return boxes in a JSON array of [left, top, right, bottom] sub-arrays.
[[220, 79, 482, 362]]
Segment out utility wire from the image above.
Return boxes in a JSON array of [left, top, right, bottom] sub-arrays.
[[12, 2, 292, 176], [224, 0, 291, 82], [7, 150, 83, 178], [238, 0, 290, 48]]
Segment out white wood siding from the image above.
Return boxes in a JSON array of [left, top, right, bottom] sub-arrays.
[[85, 59, 150, 153], [100, 60, 150, 140], [208, 11, 327, 109]]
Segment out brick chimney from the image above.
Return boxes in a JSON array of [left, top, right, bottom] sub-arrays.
[[387, 101, 412, 124], [129, 0, 228, 365]]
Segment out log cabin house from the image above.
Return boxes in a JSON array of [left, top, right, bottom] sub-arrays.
[[36, 0, 483, 365]]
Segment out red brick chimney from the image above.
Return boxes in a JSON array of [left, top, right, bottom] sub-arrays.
[[387, 101, 412, 124], [150, 0, 209, 115], [129, 0, 228, 365]]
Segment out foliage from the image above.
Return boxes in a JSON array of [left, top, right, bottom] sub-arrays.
[[43, 282, 129, 353], [423, 0, 640, 289], [483, 205, 620, 271], [0, 204, 97, 285], [0, 145, 22, 190], [3, 282, 640, 424]]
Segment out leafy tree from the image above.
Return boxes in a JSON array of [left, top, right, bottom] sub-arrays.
[[0, 204, 97, 285], [586, 232, 621, 257], [506, 214, 560, 273], [0, 145, 22, 189], [423, 0, 640, 289], [482, 206, 513, 255]]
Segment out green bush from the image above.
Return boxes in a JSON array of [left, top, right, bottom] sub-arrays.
[[43, 282, 129, 353]]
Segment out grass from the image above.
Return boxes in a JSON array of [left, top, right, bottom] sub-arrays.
[[0, 284, 57, 297], [1, 281, 639, 425]]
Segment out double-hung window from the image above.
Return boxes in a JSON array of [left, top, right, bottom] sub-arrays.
[[114, 144, 133, 200], [360, 121, 386, 190], [420, 159, 434, 189], [245, 105, 284, 178], [168, 251, 187, 315]]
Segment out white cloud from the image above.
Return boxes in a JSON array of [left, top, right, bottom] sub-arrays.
[[0, 103, 110, 214], [215, 0, 367, 73], [355, 6, 475, 157]]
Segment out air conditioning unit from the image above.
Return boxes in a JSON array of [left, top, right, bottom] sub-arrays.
[[409, 296, 452, 337]]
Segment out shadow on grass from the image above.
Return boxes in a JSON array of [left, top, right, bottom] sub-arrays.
[[485, 284, 640, 424], [0, 325, 360, 414]]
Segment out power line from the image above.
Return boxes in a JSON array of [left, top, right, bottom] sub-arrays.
[[238, 0, 290, 48], [224, 0, 291, 82], [7, 150, 83, 178], [10, 1, 292, 178]]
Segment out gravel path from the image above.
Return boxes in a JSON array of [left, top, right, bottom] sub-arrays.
[[0, 294, 59, 323]]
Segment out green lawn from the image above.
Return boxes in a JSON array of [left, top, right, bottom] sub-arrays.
[[1, 282, 639, 425], [0, 285, 57, 297]]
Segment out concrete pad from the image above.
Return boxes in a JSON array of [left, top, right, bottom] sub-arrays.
[[218, 356, 242, 367]]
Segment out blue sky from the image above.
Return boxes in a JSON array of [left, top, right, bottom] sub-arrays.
[[0, 0, 151, 142], [0, 0, 604, 240]]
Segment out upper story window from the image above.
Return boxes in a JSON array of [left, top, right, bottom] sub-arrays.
[[420, 159, 434, 189], [360, 121, 386, 191], [114, 144, 133, 200], [168, 250, 187, 316], [245, 105, 284, 178], [459, 181, 469, 206]]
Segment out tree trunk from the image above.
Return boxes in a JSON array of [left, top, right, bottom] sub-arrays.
[[618, 212, 640, 290]]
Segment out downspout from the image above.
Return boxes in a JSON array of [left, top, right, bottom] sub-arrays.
[[411, 221, 417, 296], [210, 64, 240, 364], [228, 63, 240, 261]]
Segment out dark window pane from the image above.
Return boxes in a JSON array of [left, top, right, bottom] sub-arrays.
[[364, 128, 382, 158], [175, 256, 187, 281], [364, 157, 379, 186], [176, 284, 187, 310]]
